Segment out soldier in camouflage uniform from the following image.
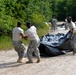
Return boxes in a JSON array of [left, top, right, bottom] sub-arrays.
[[25, 22, 40, 63], [12, 22, 26, 63]]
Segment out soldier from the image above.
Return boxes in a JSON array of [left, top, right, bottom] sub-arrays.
[[25, 22, 40, 63], [51, 16, 58, 31], [66, 16, 76, 55], [12, 22, 26, 63]]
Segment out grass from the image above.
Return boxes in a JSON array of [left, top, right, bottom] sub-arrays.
[[0, 36, 12, 50], [0, 26, 49, 51], [0, 36, 29, 51], [38, 26, 49, 38]]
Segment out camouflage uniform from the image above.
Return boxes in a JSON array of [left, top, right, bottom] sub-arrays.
[[12, 41, 25, 59], [51, 18, 58, 31], [27, 40, 40, 61]]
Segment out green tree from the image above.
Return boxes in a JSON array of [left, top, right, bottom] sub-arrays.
[[56, 0, 67, 20], [0, 0, 52, 36], [67, 0, 76, 21]]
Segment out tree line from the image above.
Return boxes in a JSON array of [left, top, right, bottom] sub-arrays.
[[0, 0, 76, 37]]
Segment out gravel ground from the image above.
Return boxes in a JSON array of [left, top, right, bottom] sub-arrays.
[[0, 26, 76, 75]]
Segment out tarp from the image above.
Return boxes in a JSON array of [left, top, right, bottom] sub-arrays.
[[39, 31, 72, 57]]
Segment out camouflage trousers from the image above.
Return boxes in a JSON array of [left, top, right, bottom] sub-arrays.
[[27, 40, 40, 61], [71, 34, 76, 52], [51, 24, 57, 31], [12, 41, 25, 59]]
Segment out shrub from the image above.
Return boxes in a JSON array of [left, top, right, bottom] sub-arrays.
[[30, 12, 47, 29]]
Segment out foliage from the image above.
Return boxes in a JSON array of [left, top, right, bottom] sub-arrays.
[[0, 0, 76, 50], [30, 12, 46, 28], [0, 0, 52, 37], [0, 36, 12, 50], [51, 0, 76, 21], [0, 0, 76, 37], [66, 0, 76, 21], [56, 0, 67, 20]]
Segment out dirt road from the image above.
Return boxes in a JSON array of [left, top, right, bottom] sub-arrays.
[[0, 27, 76, 75]]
